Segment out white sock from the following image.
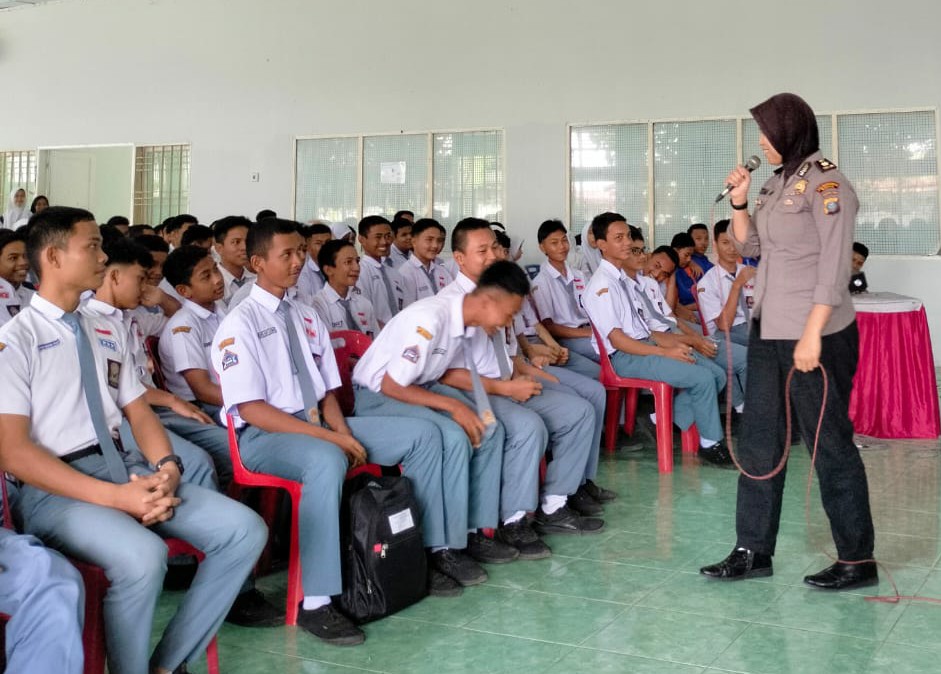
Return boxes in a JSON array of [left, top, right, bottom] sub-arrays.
[[542, 494, 567, 515], [734, 403, 744, 414], [503, 510, 526, 525], [430, 546, 448, 553], [302, 595, 331, 611], [700, 438, 719, 449], [649, 412, 657, 425]]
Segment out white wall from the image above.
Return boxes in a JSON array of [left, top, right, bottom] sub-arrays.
[[2, 0, 941, 360]]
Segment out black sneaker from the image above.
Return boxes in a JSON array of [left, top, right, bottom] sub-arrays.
[[296, 603, 365, 646], [496, 519, 552, 560], [568, 487, 604, 516], [582, 479, 617, 503], [534, 505, 605, 535], [430, 549, 488, 586], [225, 588, 285, 627], [466, 531, 520, 564], [428, 568, 463, 597], [699, 441, 734, 467]]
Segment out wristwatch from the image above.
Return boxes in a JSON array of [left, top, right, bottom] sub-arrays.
[[155, 453, 185, 476]]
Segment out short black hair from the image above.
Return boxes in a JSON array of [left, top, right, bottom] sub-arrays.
[[853, 242, 870, 259], [163, 245, 211, 287], [537, 219, 567, 244], [212, 215, 253, 243], [103, 236, 153, 270], [98, 224, 125, 247], [358, 215, 391, 237], [301, 223, 332, 239], [451, 217, 492, 253], [590, 212, 627, 242], [494, 230, 511, 251], [165, 214, 198, 234], [128, 224, 154, 237], [181, 224, 213, 247], [476, 260, 531, 297], [688, 223, 708, 235], [246, 217, 301, 259], [671, 232, 695, 249], [629, 225, 644, 241], [713, 219, 731, 239], [134, 234, 170, 255], [30, 195, 48, 214], [153, 223, 166, 235], [391, 217, 413, 235], [393, 210, 414, 220], [26, 206, 96, 279], [411, 218, 446, 238], [651, 245, 679, 268], [256, 209, 277, 222], [318, 238, 355, 270], [0, 229, 25, 255], [106, 215, 130, 227]]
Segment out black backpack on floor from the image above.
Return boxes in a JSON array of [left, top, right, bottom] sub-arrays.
[[337, 472, 428, 623]]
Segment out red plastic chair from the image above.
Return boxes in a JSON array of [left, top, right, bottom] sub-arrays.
[[329, 330, 374, 415], [590, 324, 699, 473], [73, 538, 220, 674]]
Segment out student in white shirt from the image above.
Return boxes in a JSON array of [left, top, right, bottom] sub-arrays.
[[0, 206, 265, 674], [440, 219, 604, 539], [531, 220, 599, 364], [212, 216, 255, 307], [164, 214, 198, 250], [295, 223, 332, 305], [581, 212, 731, 466], [0, 230, 34, 327], [354, 215, 407, 327], [311, 239, 379, 336], [213, 218, 455, 644], [398, 218, 454, 302], [389, 216, 413, 268], [180, 224, 214, 250], [130, 234, 182, 337]]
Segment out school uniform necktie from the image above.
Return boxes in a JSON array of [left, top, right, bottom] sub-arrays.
[[232, 276, 247, 289], [61, 312, 128, 484], [734, 272, 752, 322], [337, 297, 361, 332], [378, 264, 399, 317], [383, 257, 395, 268], [277, 301, 321, 425], [421, 266, 439, 295], [618, 278, 651, 339], [636, 284, 677, 330], [462, 335, 497, 441], [555, 275, 583, 319], [490, 330, 513, 381]]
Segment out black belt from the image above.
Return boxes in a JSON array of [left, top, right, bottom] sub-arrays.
[[61, 444, 104, 464]]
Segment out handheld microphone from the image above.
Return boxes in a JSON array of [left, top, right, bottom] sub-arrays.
[[715, 155, 761, 203]]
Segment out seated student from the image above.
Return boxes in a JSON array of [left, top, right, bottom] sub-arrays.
[[354, 215, 408, 327], [180, 224, 214, 250], [256, 208, 276, 222], [106, 215, 131, 237], [398, 218, 454, 301], [669, 232, 706, 327], [132, 234, 183, 324], [165, 214, 198, 251], [212, 216, 255, 306], [688, 223, 714, 274], [393, 209, 415, 224], [0, 230, 34, 327], [128, 223, 156, 238], [0, 525, 85, 674], [0, 206, 266, 674], [295, 223, 332, 304], [311, 239, 379, 336], [531, 219, 599, 364], [84, 238, 225, 490], [213, 218, 456, 644], [850, 242, 869, 294], [582, 212, 732, 466], [440, 219, 604, 539], [389, 216, 413, 268]]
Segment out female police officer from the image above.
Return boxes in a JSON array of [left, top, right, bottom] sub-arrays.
[[700, 93, 876, 590]]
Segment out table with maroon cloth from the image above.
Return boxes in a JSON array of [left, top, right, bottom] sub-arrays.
[[848, 292, 941, 439]]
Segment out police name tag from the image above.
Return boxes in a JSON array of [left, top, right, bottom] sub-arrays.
[[388, 508, 415, 535]]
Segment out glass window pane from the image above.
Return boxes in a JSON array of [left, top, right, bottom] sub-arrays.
[[433, 130, 503, 229], [295, 137, 360, 224], [363, 134, 429, 218]]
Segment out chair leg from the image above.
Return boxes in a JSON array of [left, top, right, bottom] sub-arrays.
[[285, 492, 303, 627], [604, 389, 622, 453], [681, 425, 700, 454], [205, 636, 220, 674], [623, 388, 639, 436], [652, 384, 675, 474]]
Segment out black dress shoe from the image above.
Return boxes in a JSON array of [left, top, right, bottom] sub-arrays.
[[296, 603, 365, 646], [699, 441, 734, 467], [534, 505, 604, 535], [430, 549, 488, 586], [803, 561, 878, 590], [496, 519, 552, 560], [700, 547, 773, 581], [225, 588, 285, 627], [568, 486, 604, 516], [466, 531, 520, 564], [582, 479, 617, 503], [428, 568, 464, 597]]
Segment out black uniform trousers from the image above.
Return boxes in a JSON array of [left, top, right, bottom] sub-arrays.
[[735, 319, 875, 561]]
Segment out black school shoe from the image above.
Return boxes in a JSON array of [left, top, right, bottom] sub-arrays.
[[466, 531, 520, 564], [568, 486, 604, 516], [430, 548, 488, 586], [496, 519, 552, 560], [534, 505, 604, 535], [803, 561, 878, 590], [225, 588, 285, 627], [428, 568, 464, 597], [582, 479, 617, 503], [296, 603, 365, 646], [698, 441, 734, 467], [700, 547, 773, 581]]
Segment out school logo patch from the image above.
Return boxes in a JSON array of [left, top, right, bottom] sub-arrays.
[[98, 338, 117, 352], [401, 345, 420, 363], [107, 359, 121, 389], [222, 349, 239, 370], [172, 326, 192, 334], [7, 305, 20, 317], [217, 337, 235, 350], [416, 326, 433, 341]]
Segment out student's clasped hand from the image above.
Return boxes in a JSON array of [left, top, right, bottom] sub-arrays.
[[117, 472, 181, 526], [450, 402, 485, 448]]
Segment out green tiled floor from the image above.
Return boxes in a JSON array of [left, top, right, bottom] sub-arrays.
[[158, 431, 941, 673]]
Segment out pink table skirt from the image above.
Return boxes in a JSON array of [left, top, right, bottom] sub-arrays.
[[849, 307, 941, 439]]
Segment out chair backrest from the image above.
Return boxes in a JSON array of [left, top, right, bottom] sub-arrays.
[[589, 323, 621, 388], [329, 330, 373, 416], [690, 284, 709, 336], [144, 336, 170, 391], [225, 414, 257, 484]]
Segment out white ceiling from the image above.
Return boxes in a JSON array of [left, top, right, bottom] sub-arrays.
[[0, 0, 68, 10]]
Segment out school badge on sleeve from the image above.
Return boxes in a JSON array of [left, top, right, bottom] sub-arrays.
[[222, 349, 239, 370]]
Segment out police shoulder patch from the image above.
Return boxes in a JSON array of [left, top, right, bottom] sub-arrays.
[[172, 326, 192, 334], [596, 287, 609, 296], [0, 341, 6, 352], [218, 337, 235, 350], [816, 181, 840, 193], [416, 326, 433, 341], [816, 158, 837, 172]]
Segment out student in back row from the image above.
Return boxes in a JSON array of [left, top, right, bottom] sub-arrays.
[[0, 230, 34, 327], [398, 218, 453, 300], [311, 239, 379, 336], [354, 215, 407, 327]]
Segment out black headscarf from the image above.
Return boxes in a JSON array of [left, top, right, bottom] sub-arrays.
[[749, 93, 819, 177]]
